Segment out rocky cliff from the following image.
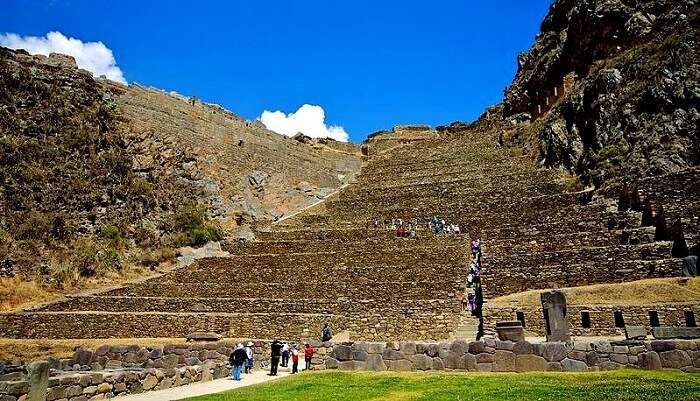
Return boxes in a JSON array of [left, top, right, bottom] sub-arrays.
[[0, 47, 361, 286], [499, 0, 699, 188]]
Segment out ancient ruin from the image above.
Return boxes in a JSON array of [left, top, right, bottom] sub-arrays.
[[1, 0, 699, 399]]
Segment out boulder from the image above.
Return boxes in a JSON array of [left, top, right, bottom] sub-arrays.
[[432, 357, 444, 370], [365, 354, 387, 371], [444, 351, 466, 369], [386, 359, 413, 372], [338, 361, 366, 371], [382, 349, 404, 361], [426, 343, 441, 358], [561, 358, 588, 372], [367, 343, 385, 354], [468, 341, 485, 354], [400, 342, 417, 355], [332, 345, 353, 361], [325, 358, 339, 369], [516, 354, 547, 372], [659, 350, 692, 369], [413, 354, 433, 371], [512, 341, 534, 355], [461, 353, 477, 371], [449, 340, 468, 355], [493, 350, 516, 372], [542, 342, 568, 362]]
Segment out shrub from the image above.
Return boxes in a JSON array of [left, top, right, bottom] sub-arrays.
[[168, 203, 223, 247], [99, 225, 123, 248]]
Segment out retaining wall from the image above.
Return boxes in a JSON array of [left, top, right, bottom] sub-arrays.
[[2, 338, 699, 400]]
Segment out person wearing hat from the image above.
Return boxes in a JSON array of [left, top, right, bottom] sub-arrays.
[[290, 344, 300, 374], [244, 342, 254, 374], [269, 339, 283, 376], [229, 343, 248, 381]]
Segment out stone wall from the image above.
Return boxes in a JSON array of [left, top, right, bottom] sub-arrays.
[[485, 303, 700, 337], [321, 338, 700, 373], [3, 338, 699, 400]]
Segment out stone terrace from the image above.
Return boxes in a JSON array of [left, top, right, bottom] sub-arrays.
[[0, 126, 697, 341]]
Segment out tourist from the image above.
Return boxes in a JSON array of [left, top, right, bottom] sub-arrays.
[[304, 343, 314, 370], [453, 224, 461, 235], [290, 344, 300, 374], [470, 259, 480, 283], [471, 238, 482, 258], [321, 322, 333, 342], [230, 343, 248, 381], [409, 225, 417, 238], [281, 342, 290, 367], [244, 342, 254, 374], [269, 339, 283, 376]]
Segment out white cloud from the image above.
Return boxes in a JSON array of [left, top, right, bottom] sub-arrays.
[[0, 31, 126, 84], [259, 104, 349, 142]]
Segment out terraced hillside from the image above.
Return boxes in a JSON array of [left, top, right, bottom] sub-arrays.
[[2, 119, 696, 341]]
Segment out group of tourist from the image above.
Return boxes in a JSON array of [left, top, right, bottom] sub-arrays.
[[466, 238, 485, 340], [429, 215, 461, 235], [230, 323, 332, 380], [372, 216, 464, 238], [228, 342, 255, 381]]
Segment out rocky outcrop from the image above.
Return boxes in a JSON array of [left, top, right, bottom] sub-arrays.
[[0, 46, 361, 285], [501, 0, 699, 187]]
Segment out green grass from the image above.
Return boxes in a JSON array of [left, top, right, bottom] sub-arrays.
[[185, 370, 700, 401]]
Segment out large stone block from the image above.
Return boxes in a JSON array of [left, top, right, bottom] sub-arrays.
[[425, 343, 440, 358], [444, 351, 466, 369], [468, 341, 485, 354], [386, 360, 413, 372], [561, 358, 587, 372], [332, 345, 353, 361], [512, 341, 533, 355], [659, 350, 692, 369], [432, 357, 444, 371], [365, 354, 387, 371], [325, 358, 339, 369], [400, 342, 417, 355], [338, 361, 366, 371], [542, 342, 567, 362], [27, 361, 49, 401], [461, 353, 477, 371], [367, 343, 385, 354], [449, 340, 468, 355], [382, 349, 404, 361], [516, 354, 546, 372], [413, 355, 433, 371], [353, 351, 368, 361], [493, 350, 516, 372]]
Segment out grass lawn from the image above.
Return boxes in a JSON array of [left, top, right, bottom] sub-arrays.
[[185, 370, 700, 401]]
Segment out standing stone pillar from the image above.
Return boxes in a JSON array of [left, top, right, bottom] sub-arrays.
[[541, 290, 570, 342], [27, 361, 49, 401]]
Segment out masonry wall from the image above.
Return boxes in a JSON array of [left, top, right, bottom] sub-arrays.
[[2, 338, 699, 401], [485, 303, 700, 336]]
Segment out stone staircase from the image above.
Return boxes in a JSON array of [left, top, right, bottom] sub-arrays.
[[450, 313, 481, 340], [1, 124, 697, 342]]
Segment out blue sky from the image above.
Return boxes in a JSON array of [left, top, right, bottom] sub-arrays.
[[1, 1, 552, 142]]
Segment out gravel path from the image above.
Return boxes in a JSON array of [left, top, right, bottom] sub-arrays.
[[117, 362, 305, 401]]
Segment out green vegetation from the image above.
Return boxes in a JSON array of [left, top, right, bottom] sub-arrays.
[[166, 203, 223, 247], [185, 370, 700, 401]]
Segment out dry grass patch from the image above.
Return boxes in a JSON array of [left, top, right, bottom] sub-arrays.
[[490, 277, 700, 307], [0, 277, 59, 312]]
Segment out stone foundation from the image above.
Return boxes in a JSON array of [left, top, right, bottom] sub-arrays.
[[2, 338, 698, 400]]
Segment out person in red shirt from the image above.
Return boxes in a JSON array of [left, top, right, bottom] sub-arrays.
[[304, 343, 314, 371]]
